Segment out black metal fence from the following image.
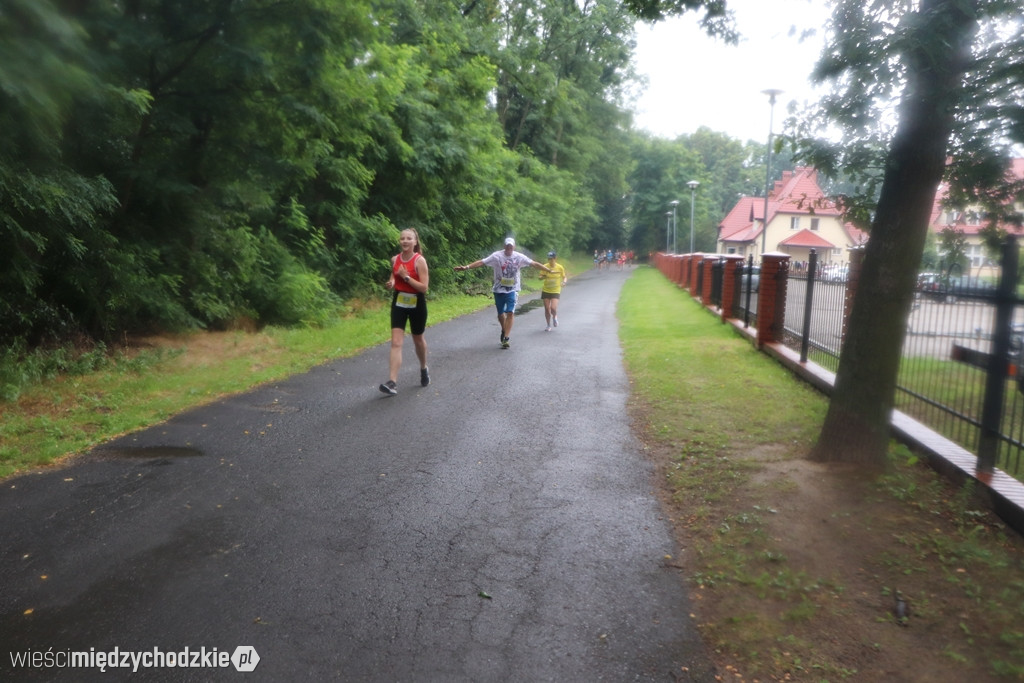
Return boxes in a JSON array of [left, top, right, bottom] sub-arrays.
[[720, 242, 1024, 479]]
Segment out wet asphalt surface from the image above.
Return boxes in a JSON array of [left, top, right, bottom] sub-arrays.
[[0, 266, 716, 682]]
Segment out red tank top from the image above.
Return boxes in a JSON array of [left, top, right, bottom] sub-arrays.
[[393, 252, 422, 293]]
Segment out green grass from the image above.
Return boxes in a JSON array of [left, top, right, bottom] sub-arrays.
[[895, 356, 1024, 475], [618, 266, 1024, 680], [618, 267, 825, 485]]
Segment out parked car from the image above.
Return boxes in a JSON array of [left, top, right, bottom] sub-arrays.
[[916, 272, 943, 300], [917, 273, 995, 302], [1011, 323, 1024, 364], [738, 265, 760, 292], [819, 263, 849, 282], [949, 276, 996, 300]]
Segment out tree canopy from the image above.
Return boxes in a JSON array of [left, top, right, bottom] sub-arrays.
[[0, 0, 753, 348], [10, 0, 916, 359]]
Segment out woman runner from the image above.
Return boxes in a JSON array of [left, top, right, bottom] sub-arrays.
[[379, 228, 429, 395]]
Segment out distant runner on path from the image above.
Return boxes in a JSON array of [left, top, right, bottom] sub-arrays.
[[538, 250, 567, 331], [454, 236, 552, 349]]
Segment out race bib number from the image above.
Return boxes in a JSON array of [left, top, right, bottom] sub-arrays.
[[500, 277, 516, 287], [396, 292, 417, 308]]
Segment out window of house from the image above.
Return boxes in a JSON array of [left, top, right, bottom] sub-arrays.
[[726, 247, 736, 254], [790, 217, 800, 230], [969, 245, 983, 267], [810, 218, 820, 231]]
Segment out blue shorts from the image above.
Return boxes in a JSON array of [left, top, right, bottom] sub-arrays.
[[494, 291, 518, 315]]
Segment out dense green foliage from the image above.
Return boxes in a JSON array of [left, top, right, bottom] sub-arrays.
[[0, 0, 757, 349], [625, 128, 770, 255]]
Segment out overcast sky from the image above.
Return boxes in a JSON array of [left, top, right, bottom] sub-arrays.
[[630, 0, 833, 143]]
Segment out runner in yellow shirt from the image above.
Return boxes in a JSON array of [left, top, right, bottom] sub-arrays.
[[539, 251, 567, 331]]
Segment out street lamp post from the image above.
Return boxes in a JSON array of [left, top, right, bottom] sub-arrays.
[[760, 89, 783, 261], [665, 211, 672, 253], [687, 180, 699, 254], [669, 200, 680, 253]]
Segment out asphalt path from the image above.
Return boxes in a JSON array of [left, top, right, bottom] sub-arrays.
[[0, 266, 716, 682]]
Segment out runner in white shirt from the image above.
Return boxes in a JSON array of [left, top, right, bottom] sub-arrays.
[[455, 237, 553, 348]]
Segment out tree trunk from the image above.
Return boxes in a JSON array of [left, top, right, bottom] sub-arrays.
[[811, 0, 979, 468]]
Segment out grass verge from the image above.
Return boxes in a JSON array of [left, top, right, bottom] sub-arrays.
[[619, 266, 1024, 681]]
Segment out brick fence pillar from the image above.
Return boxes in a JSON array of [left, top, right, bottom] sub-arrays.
[[720, 255, 745, 322], [688, 254, 702, 296], [700, 256, 717, 305], [756, 252, 791, 348], [673, 254, 685, 286]]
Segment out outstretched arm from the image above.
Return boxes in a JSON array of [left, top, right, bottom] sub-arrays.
[[530, 260, 554, 273], [455, 260, 484, 271]]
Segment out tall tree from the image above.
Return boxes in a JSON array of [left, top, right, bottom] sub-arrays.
[[685, 128, 767, 250], [621, 0, 735, 38], [60, 0, 384, 330], [625, 134, 704, 254], [483, 0, 639, 252], [0, 0, 120, 344], [796, 0, 1024, 467]]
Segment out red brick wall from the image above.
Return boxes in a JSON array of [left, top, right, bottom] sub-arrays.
[[720, 256, 746, 322], [701, 257, 715, 304], [757, 253, 791, 347], [689, 255, 702, 295]]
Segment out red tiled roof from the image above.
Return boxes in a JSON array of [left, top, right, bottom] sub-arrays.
[[779, 229, 836, 248], [845, 222, 869, 246], [768, 168, 842, 222], [718, 167, 842, 245], [929, 159, 1024, 235], [1013, 158, 1024, 182], [718, 196, 760, 242]]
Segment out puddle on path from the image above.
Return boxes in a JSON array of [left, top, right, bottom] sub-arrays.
[[516, 299, 544, 315], [96, 446, 204, 458]]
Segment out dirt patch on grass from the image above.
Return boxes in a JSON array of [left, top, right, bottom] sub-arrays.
[[638, 423, 1024, 681], [127, 331, 275, 368]]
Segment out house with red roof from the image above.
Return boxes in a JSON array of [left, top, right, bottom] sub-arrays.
[[927, 158, 1024, 277], [717, 166, 867, 267]]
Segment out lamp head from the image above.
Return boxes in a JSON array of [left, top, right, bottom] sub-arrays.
[[761, 88, 784, 104], [669, 200, 679, 207], [687, 180, 700, 191]]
